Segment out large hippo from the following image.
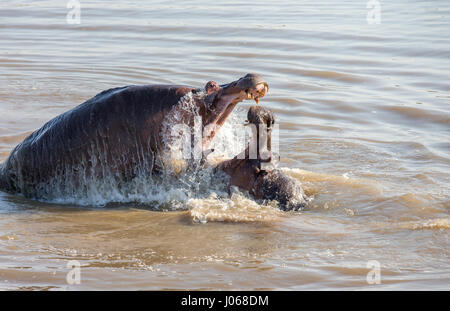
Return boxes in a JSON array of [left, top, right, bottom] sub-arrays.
[[0, 74, 268, 201], [0, 73, 306, 210], [217, 106, 307, 211]]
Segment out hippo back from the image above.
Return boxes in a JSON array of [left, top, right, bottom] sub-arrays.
[[0, 84, 193, 199]]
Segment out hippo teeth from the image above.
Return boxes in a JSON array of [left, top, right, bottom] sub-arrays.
[[246, 83, 267, 104], [247, 92, 260, 104]]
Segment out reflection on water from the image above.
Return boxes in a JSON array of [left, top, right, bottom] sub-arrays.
[[0, 0, 449, 290]]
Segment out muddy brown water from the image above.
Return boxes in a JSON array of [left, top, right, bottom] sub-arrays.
[[0, 0, 448, 290]]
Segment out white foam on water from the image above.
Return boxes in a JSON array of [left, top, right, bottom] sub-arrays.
[[398, 218, 450, 230], [188, 188, 283, 223]]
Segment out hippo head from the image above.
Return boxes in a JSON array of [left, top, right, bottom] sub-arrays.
[[199, 73, 269, 152], [217, 105, 307, 211], [253, 169, 307, 211]]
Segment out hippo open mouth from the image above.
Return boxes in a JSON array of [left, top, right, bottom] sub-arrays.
[[201, 73, 269, 152]]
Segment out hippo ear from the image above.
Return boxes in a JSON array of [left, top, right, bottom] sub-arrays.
[[205, 81, 219, 94]]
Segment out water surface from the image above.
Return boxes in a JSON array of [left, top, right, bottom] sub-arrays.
[[0, 0, 449, 290]]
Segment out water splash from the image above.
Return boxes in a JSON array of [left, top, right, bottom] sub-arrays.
[[19, 95, 259, 213], [189, 189, 283, 223], [160, 90, 204, 175], [4, 92, 299, 222]]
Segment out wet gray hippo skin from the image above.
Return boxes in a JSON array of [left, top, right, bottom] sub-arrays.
[[0, 74, 268, 200], [217, 106, 307, 211]]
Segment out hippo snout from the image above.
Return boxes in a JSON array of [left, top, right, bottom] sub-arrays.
[[236, 73, 269, 92], [218, 73, 268, 104]]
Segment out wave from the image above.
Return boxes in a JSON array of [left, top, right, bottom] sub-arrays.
[[398, 218, 450, 230]]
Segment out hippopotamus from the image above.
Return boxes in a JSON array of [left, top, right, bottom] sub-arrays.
[[216, 106, 307, 211], [0, 73, 306, 211], [0, 74, 268, 201]]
